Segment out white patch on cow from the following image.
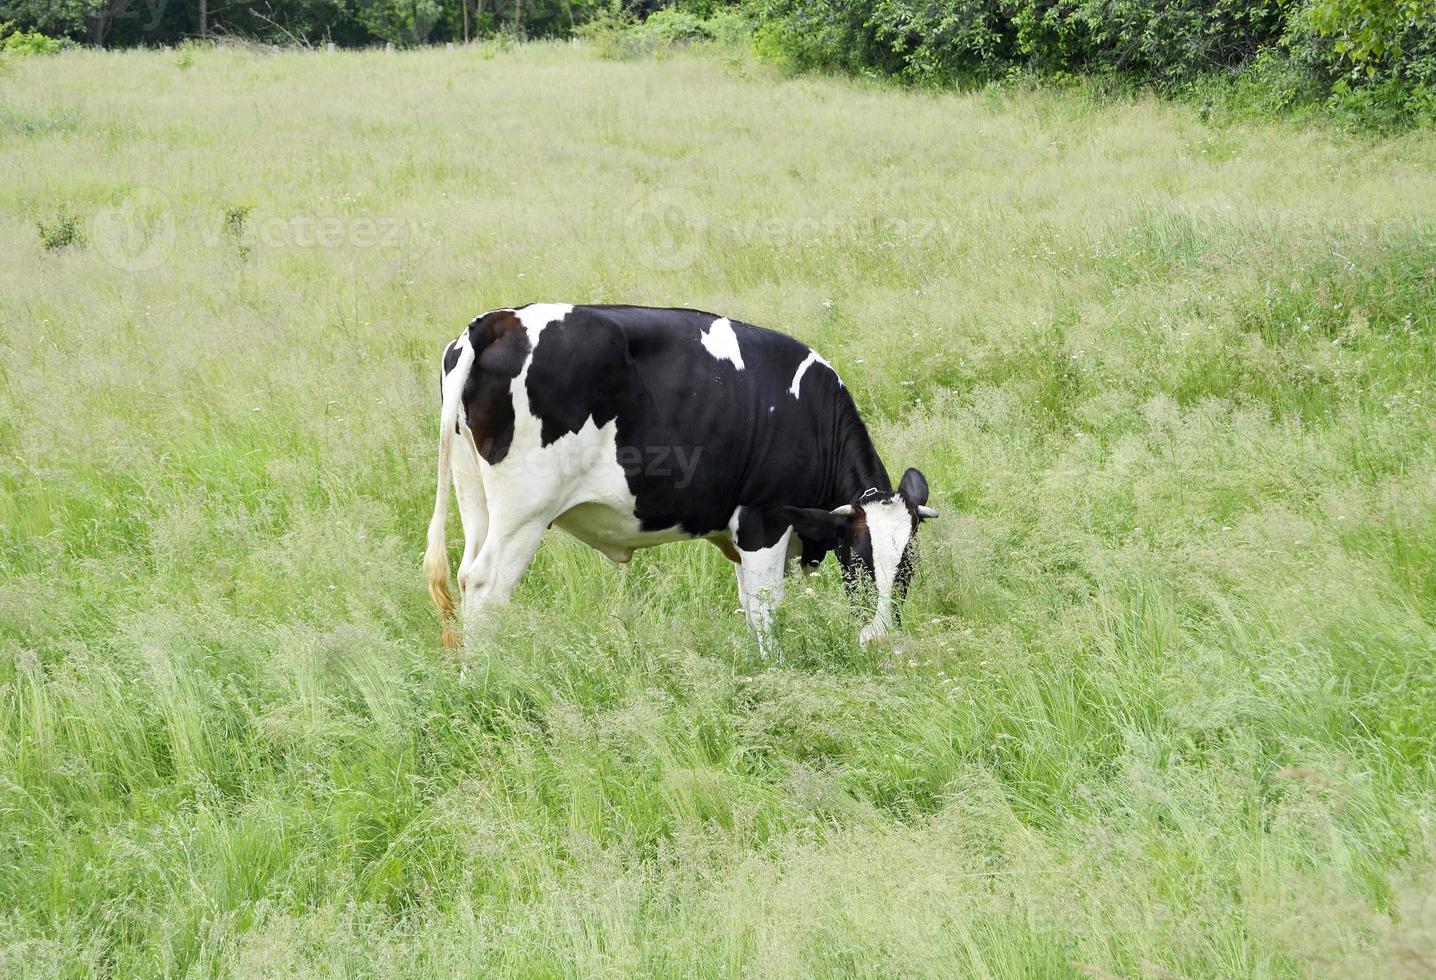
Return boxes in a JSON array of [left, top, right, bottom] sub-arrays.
[[859, 497, 914, 644], [701, 317, 744, 370], [550, 417, 693, 562], [788, 349, 840, 398], [555, 502, 693, 563], [513, 303, 575, 345]]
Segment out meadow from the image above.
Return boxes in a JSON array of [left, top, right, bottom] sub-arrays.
[[2, 42, 1435, 977]]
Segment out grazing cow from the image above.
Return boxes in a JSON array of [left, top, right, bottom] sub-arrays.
[[424, 304, 937, 655]]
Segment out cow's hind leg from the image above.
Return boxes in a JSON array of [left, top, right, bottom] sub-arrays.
[[731, 508, 792, 659], [452, 434, 490, 592], [457, 516, 547, 644]]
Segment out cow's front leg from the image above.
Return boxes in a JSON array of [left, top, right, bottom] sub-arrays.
[[732, 508, 792, 659], [458, 517, 547, 646]]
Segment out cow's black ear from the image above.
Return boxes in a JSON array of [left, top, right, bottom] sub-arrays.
[[899, 468, 930, 507], [783, 506, 849, 550]]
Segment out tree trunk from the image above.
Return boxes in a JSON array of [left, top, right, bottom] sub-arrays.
[[199, 0, 207, 38], [512, 0, 520, 35], [85, 0, 134, 47], [462, 0, 469, 42], [86, 8, 110, 47]]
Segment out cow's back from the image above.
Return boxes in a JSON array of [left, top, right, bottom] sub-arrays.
[[555, 305, 849, 534]]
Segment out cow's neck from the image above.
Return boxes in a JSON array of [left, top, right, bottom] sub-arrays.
[[831, 410, 891, 505]]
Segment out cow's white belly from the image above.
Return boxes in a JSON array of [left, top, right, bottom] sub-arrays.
[[553, 502, 696, 563]]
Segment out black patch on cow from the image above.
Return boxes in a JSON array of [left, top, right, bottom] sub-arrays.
[[898, 467, 929, 509], [838, 507, 876, 591], [783, 506, 846, 550], [782, 506, 854, 570], [524, 310, 626, 447], [461, 310, 531, 464], [799, 537, 830, 569], [734, 507, 791, 552]]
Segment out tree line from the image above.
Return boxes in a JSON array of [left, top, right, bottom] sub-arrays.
[[2, 0, 1431, 124], [0, 0, 654, 47], [749, 0, 1434, 122]]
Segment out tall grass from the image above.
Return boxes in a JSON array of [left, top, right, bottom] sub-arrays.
[[2, 43, 1435, 976]]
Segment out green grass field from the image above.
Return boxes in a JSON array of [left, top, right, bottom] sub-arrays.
[[3, 43, 1436, 977]]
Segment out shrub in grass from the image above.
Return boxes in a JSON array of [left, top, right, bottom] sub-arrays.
[[36, 207, 83, 250], [0, 22, 62, 55]]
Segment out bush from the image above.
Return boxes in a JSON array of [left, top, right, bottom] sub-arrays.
[[1057, 0, 1284, 84], [1286, 0, 1436, 123], [575, 4, 650, 58], [869, 0, 1018, 84], [640, 7, 714, 43], [756, 0, 1289, 87], [1, 20, 61, 54], [752, 0, 1434, 123], [1304, 0, 1433, 71], [357, 0, 445, 45], [703, 6, 755, 46], [577, 3, 751, 59], [751, 0, 903, 76], [36, 207, 84, 251]]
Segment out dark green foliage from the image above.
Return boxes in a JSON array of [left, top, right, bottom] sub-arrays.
[[0, 0, 1429, 126], [1059, 0, 1284, 83], [755, 0, 1286, 86], [754, 0, 1434, 124], [869, 0, 1017, 82], [751, 0, 900, 76], [0, 0, 612, 46], [356, 0, 444, 45], [1286, 0, 1436, 122]]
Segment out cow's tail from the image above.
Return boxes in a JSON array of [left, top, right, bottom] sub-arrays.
[[424, 340, 475, 650]]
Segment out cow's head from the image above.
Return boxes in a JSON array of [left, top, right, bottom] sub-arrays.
[[785, 468, 938, 644]]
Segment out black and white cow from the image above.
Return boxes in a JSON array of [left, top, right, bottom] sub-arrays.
[[424, 303, 937, 654]]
